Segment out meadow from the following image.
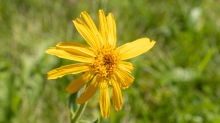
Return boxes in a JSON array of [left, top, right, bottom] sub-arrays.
[[1, 0, 220, 123]]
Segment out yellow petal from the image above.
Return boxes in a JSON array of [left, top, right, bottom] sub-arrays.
[[99, 81, 110, 118], [45, 47, 93, 63], [115, 67, 134, 90], [118, 62, 135, 73], [47, 63, 90, 80], [98, 10, 108, 46], [80, 11, 104, 48], [56, 42, 96, 57], [110, 76, 122, 111], [73, 18, 100, 51], [80, 11, 98, 35], [116, 38, 156, 60], [66, 72, 94, 94], [106, 13, 116, 47], [76, 75, 102, 104]]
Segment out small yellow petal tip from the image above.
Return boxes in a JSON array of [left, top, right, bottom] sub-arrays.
[[72, 18, 79, 23], [76, 99, 84, 104], [99, 9, 104, 13], [66, 86, 74, 94], [45, 47, 55, 54], [103, 115, 109, 118], [65, 88, 70, 93], [108, 13, 113, 16], [56, 42, 62, 47], [80, 12, 85, 17], [45, 49, 50, 54]]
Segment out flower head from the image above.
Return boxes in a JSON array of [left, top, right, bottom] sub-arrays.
[[45, 10, 155, 118]]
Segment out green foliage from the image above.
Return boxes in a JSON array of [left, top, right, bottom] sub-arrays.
[[77, 118, 99, 123], [1, 0, 220, 123], [68, 92, 79, 118], [91, 118, 99, 123]]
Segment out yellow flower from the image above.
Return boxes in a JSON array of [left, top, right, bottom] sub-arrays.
[[45, 10, 155, 118]]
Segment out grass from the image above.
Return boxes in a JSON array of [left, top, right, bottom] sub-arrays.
[[1, 0, 220, 123]]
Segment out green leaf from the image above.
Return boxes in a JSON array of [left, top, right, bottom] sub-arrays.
[[68, 91, 79, 115], [196, 47, 213, 78], [78, 120, 90, 123], [91, 118, 99, 123], [78, 118, 99, 123]]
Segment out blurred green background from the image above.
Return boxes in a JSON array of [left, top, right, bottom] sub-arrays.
[[1, 0, 220, 123]]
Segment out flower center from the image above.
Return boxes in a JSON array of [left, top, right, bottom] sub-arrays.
[[91, 45, 120, 77]]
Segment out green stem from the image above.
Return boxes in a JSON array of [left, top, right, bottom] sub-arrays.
[[71, 102, 88, 123]]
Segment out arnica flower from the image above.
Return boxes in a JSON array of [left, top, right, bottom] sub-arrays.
[[45, 10, 155, 118]]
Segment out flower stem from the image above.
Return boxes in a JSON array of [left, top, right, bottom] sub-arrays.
[[71, 102, 88, 123]]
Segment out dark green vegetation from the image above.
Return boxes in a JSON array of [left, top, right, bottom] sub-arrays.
[[1, 0, 220, 123]]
